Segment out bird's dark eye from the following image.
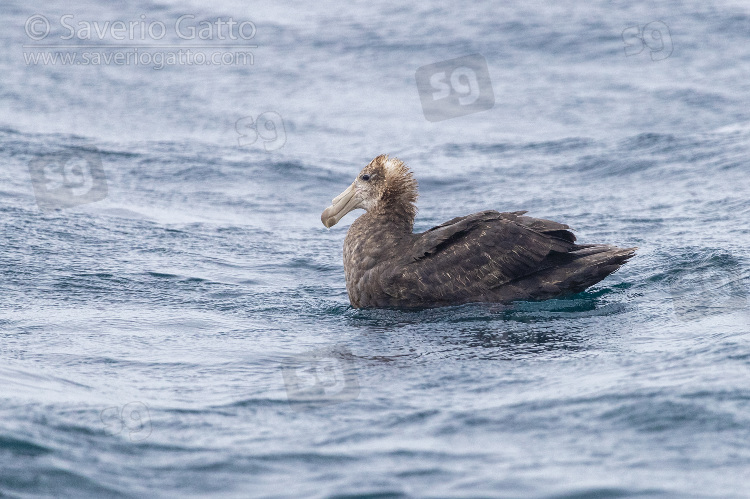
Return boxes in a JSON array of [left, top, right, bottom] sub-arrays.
[[361, 174, 371, 181]]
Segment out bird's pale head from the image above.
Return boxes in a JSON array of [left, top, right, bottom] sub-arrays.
[[321, 154, 418, 228]]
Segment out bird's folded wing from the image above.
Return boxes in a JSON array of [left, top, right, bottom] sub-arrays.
[[380, 211, 578, 303]]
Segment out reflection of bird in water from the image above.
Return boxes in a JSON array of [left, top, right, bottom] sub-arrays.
[[322, 155, 636, 309]]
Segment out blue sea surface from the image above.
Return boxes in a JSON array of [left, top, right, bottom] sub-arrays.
[[2, 0, 750, 497]]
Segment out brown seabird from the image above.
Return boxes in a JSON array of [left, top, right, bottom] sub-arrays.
[[321, 154, 636, 308]]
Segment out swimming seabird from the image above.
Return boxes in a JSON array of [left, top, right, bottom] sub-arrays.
[[321, 155, 636, 308]]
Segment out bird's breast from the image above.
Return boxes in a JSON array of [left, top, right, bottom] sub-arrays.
[[342, 221, 407, 307]]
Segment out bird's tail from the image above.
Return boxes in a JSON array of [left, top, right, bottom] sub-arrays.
[[519, 245, 637, 301]]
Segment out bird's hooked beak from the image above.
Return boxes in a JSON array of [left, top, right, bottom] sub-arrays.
[[321, 182, 360, 228]]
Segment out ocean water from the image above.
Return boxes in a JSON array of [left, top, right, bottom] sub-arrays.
[[2, 0, 750, 497]]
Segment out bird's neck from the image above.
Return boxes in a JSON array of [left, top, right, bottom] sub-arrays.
[[369, 199, 416, 234]]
